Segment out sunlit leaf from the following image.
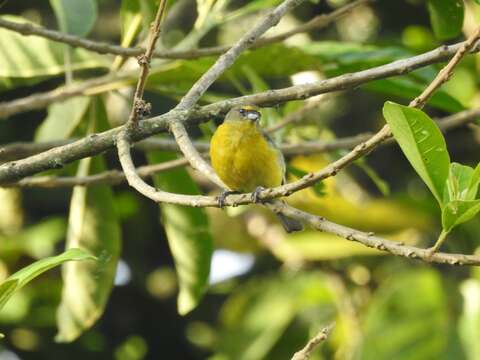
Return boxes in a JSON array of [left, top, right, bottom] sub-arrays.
[[56, 100, 121, 342], [0, 16, 107, 78], [49, 0, 97, 36], [383, 101, 450, 205], [148, 151, 213, 315], [0, 248, 95, 311], [427, 0, 464, 40], [445, 163, 475, 202], [442, 200, 480, 232]]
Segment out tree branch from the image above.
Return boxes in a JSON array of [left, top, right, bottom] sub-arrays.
[[3, 104, 477, 188], [0, 37, 479, 184], [1, 28, 479, 120], [0, 0, 368, 61], [274, 202, 480, 266]]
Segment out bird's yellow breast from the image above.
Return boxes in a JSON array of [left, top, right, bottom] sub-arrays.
[[210, 120, 284, 192]]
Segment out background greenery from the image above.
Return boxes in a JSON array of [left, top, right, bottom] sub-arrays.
[[0, 0, 480, 359]]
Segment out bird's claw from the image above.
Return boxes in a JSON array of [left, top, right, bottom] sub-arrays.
[[251, 186, 266, 204], [217, 190, 238, 208]]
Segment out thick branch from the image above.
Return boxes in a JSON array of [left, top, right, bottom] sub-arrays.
[[4, 104, 477, 188], [2, 107, 476, 165], [1, 40, 479, 183]]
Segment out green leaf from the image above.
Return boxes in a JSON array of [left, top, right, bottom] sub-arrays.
[[0, 16, 107, 78], [442, 200, 480, 232], [445, 162, 475, 202], [49, 0, 97, 36], [427, 0, 464, 40], [147, 151, 213, 315], [383, 101, 450, 205], [467, 163, 480, 200], [0, 280, 20, 311], [56, 100, 121, 342], [35, 96, 91, 142], [0, 248, 95, 311]]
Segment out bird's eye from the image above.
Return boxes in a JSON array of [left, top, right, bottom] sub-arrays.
[[239, 108, 245, 115]]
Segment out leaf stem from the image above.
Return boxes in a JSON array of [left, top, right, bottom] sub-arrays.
[[428, 229, 450, 255]]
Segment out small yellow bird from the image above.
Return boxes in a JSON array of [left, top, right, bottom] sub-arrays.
[[210, 105, 303, 233]]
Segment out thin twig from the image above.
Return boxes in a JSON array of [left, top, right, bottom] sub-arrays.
[[3, 156, 192, 188], [125, 0, 167, 130], [0, 0, 368, 61], [291, 324, 335, 360], [273, 202, 480, 266]]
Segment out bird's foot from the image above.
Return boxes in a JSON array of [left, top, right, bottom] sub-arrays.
[[251, 186, 266, 204], [217, 190, 239, 208]]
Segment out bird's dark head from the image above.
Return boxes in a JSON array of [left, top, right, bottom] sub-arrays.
[[225, 105, 261, 122]]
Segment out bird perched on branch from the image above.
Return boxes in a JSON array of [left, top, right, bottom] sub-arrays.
[[210, 105, 303, 233]]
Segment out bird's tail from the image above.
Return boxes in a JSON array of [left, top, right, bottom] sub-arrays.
[[275, 212, 303, 233]]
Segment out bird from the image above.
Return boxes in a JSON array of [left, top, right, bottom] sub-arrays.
[[209, 105, 303, 233]]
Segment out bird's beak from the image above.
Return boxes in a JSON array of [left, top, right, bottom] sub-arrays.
[[246, 110, 260, 122]]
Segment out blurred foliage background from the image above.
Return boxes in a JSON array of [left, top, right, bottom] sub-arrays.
[[0, 0, 480, 359]]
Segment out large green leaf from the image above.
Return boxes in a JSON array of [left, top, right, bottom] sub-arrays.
[[56, 100, 121, 342], [383, 101, 450, 205], [442, 200, 480, 232], [359, 269, 450, 359], [148, 151, 213, 315], [0, 16, 107, 78], [427, 0, 464, 40], [0, 248, 95, 311], [35, 96, 91, 142], [49, 0, 97, 36]]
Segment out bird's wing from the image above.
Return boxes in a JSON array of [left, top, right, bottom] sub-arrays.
[[261, 129, 287, 184]]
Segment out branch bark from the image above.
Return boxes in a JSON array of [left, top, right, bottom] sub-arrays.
[[0, 0, 368, 60]]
